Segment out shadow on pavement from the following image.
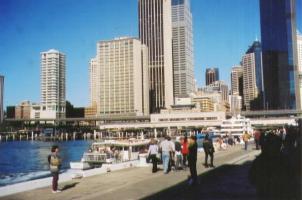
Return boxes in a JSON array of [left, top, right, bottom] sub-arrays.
[[142, 161, 257, 200], [61, 182, 80, 191]]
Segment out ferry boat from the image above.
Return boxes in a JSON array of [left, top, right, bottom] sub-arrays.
[[70, 138, 150, 170], [220, 115, 253, 136]]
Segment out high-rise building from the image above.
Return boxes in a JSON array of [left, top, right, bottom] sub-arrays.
[[242, 40, 264, 110], [40, 49, 66, 119], [297, 32, 302, 108], [171, 0, 194, 98], [192, 97, 214, 112], [139, 0, 174, 113], [15, 101, 31, 120], [260, 0, 300, 110], [231, 66, 243, 96], [298, 32, 302, 71], [94, 37, 149, 116], [206, 68, 219, 85], [0, 75, 4, 123], [205, 80, 228, 102], [89, 58, 98, 106], [229, 95, 242, 115]]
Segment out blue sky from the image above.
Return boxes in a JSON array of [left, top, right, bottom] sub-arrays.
[[0, 0, 301, 107]]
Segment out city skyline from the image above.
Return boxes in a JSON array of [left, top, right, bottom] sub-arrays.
[[0, 0, 301, 107]]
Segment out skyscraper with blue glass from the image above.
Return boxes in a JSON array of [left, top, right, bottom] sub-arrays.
[[260, 0, 300, 110]]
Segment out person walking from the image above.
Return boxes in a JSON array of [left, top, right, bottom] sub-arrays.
[[48, 145, 62, 193], [167, 136, 175, 172], [243, 131, 250, 150], [148, 138, 159, 173], [160, 136, 174, 174], [181, 136, 189, 169], [188, 135, 198, 185], [254, 130, 261, 150], [203, 133, 215, 168], [174, 137, 182, 170]]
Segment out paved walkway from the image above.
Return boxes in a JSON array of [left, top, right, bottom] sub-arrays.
[[1, 145, 260, 200]]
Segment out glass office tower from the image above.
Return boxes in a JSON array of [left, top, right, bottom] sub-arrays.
[[260, 0, 300, 110]]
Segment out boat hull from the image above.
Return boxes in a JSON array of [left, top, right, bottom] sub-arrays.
[[70, 162, 92, 170]]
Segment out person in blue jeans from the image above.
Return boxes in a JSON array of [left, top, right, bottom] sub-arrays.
[[160, 136, 174, 174]]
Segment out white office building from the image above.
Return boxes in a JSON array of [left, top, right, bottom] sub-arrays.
[[40, 49, 66, 119], [172, 0, 194, 98], [93, 37, 149, 116]]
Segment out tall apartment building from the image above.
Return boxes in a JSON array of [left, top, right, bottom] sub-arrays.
[[94, 37, 149, 116], [171, 0, 194, 98], [297, 32, 302, 108], [40, 49, 66, 119], [206, 68, 219, 85], [0, 75, 4, 123], [242, 41, 263, 110], [231, 66, 243, 95], [89, 58, 98, 106], [260, 0, 300, 110], [139, 0, 174, 113]]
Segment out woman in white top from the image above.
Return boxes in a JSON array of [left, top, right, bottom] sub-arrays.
[[148, 138, 159, 173]]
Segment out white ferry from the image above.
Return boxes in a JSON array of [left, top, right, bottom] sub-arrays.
[[220, 115, 253, 136], [70, 138, 150, 170]]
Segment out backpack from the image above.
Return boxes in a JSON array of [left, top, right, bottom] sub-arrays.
[[49, 155, 60, 173]]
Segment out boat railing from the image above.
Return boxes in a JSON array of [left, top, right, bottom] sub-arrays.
[[83, 152, 107, 163]]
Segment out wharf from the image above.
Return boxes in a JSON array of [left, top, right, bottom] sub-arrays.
[[1, 145, 260, 200]]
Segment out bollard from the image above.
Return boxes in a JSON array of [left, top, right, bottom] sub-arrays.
[[13, 134, 15, 141], [0, 135, 1, 141], [73, 132, 76, 140], [31, 132, 34, 141], [65, 133, 68, 141], [20, 135, 22, 141], [6, 135, 8, 141]]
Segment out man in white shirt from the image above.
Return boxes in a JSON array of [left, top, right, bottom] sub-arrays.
[[160, 136, 174, 174]]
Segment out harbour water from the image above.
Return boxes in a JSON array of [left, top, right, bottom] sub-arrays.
[[0, 140, 92, 187]]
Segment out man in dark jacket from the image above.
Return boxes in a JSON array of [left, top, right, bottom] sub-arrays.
[[203, 133, 215, 168]]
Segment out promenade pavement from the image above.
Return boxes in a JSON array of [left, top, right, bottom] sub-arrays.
[[1, 144, 260, 200]]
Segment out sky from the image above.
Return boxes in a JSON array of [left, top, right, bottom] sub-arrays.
[[0, 0, 301, 108]]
